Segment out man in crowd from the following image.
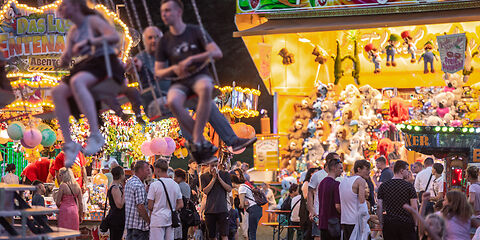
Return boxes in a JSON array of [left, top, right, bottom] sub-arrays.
[[200, 161, 232, 240], [467, 166, 480, 215], [241, 163, 251, 182], [49, 151, 87, 190], [339, 160, 370, 240], [377, 160, 418, 240], [154, 0, 255, 163], [317, 157, 343, 240], [148, 160, 183, 240], [308, 152, 340, 240], [186, 159, 199, 202], [21, 157, 52, 184], [125, 160, 151, 240], [374, 156, 393, 190], [411, 161, 423, 178], [174, 168, 191, 240], [430, 163, 444, 202], [414, 157, 434, 200]]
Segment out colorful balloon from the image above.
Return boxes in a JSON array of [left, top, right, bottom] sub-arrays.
[[37, 124, 51, 132], [23, 129, 42, 147], [150, 138, 167, 155], [21, 139, 35, 149], [163, 137, 176, 155], [93, 173, 108, 186], [7, 122, 25, 140], [140, 141, 154, 157], [40, 128, 56, 147]]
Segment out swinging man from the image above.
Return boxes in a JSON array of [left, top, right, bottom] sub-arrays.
[[155, 0, 222, 163], [136, 26, 256, 162]]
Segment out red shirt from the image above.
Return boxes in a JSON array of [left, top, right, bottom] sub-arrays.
[[21, 157, 51, 183], [50, 152, 86, 188]]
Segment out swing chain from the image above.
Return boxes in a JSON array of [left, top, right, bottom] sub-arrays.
[[139, 0, 154, 27]]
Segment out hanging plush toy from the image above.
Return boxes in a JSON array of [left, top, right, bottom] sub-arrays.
[[388, 97, 410, 123], [384, 34, 401, 67], [279, 48, 295, 65], [401, 30, 417, 63], [419, 41, 438, 74], [364, 43, 381, 73]]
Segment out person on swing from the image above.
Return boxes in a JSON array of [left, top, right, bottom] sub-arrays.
[[53, 0, 125, 168], [155, 0, 222, 163]]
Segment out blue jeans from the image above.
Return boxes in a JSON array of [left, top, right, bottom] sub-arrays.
[[247, 205, 263, 240], [126, 228, 149, 240], [181, 100, 238, 146]]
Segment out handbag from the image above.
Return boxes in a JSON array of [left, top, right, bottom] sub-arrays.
[[99, 186, 111, 233], [159, 179, 181, 228]]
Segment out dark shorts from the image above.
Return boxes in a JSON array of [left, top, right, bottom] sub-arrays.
[[205, 212, 229, 238], [383, 221, 417, 240], [62, 54, 125, 85], [169, 73, 212, 97]]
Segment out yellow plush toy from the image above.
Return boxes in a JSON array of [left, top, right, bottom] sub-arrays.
[[465, 102, 480, 121]]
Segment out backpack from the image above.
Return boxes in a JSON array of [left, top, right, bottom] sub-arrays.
[[244, 185, 268, 207], [179, 197, 201, 227]]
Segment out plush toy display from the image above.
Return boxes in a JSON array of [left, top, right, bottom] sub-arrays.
[[433, 91, 455, 122], [364, 43, 381, 73], [443, 73, 464, 102], [385, 34, 401, 67], [419, 41, 438, 74], [401, 30, 417, 63], [389, 97, 410, 123]]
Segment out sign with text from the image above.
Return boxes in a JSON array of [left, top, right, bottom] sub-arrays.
[[237, 0, 445, 13], [254, 136, 279, 171], [437, 33, 466, 74]]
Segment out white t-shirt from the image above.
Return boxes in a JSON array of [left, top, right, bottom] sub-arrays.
[[265, 188, 276, 207], [414, 167, 433, 193], [308, 169, 327, 213], [239, 184, 256, 208], [290, 195, 301, 222], [469, 183, 480, 215], [147, 178, 182, 228], [430, 175, 444, 198]]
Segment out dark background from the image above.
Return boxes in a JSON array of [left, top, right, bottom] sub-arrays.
[[18, 0, 274, 168]]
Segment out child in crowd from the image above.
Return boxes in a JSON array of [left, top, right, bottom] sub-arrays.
[[228, 201, 240, 240], [31, 180, 48, 223]]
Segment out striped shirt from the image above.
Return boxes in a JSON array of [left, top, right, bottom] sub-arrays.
[[124, 175, 149, 231]]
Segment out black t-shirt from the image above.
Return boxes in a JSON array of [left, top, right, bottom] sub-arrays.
[[156, 24, 213, 77], [378, 178, 417, 224], [201, 170, 232, 214], [379, 167, 394, 183]]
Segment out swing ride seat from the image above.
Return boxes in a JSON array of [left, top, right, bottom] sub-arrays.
[[0, 89, 15, 109]]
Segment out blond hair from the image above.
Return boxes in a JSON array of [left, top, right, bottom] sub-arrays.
[[58, 167, 75, 185]]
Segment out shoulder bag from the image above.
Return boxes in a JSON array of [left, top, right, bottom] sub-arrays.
[[159, 179, 181, 228]]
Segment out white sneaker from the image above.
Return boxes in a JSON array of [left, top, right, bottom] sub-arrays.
[[64, 142, 82, 168], [83, 133, 105, 156]]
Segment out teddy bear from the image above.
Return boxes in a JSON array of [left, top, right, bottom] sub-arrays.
[[328, 126, 351, 157], [377, 138, 394, 161], [321, 100, 336, 117], [465, 102, 480, 121], [424, 115, 445, 126], [359, 84, 382, 109], [340, 84, 360, 103], [304, 138, 324, 162], [288, 118, 309, 139], [433, 91, 455, 122], [315, 120, 331, 144], [307, 119, 316, 137], [443, 73, 464, 102], [388, 97, 410, 123], [294, 102, 313, 120], [345, 135, 364, 165]]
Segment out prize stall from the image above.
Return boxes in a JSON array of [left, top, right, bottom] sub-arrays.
[[234, 0, 480, 189]]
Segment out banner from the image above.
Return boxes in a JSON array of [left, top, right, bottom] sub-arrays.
[[237, 0, 440, 13], [437, 33, 466, 74]]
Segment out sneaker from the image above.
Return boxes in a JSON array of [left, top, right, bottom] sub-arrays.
[[64, 142, 82, 168], [187, 141, 218, 164], [83, 133, 105, 156], [231, 137, 257, 152]]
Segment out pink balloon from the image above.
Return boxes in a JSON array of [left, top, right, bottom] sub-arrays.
[[21, 139, 35, 149], [163, 137, 176, 156], [150, 138, 167, 155], [23, 129, 42, 147], [140, 141, 154, 157], [227, 146, 245, 154]]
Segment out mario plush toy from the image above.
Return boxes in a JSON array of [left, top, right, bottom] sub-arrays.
[[364, 43, 381, 73], [419, 41, 438, 74]]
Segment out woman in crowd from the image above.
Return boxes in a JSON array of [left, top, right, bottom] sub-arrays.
[[442, 191, 472, 240], [55, 168, 83, 231], [231, 175, 262, 240], [53, 0, 124, 168], [107, 166, 125, 240], [1, 163, 18, 184]]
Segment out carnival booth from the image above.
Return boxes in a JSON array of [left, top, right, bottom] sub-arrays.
[[235, 0, 480, 186]]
